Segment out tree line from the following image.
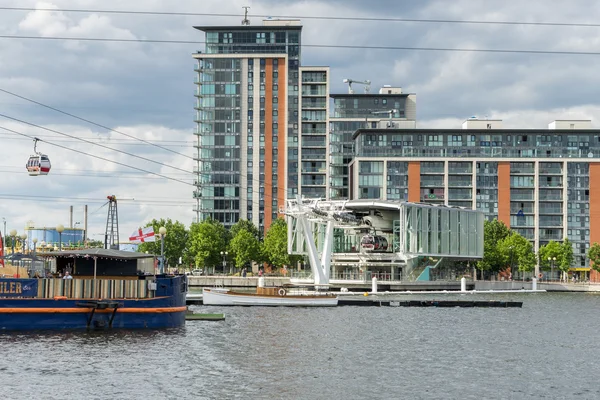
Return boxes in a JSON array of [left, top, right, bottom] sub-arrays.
[[136, 217, 300, 271], [477, 219, 600, 279]]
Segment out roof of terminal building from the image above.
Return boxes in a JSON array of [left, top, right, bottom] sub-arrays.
[[343, 199, 480, 213]]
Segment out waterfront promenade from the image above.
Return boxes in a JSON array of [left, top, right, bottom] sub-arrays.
[[187, 275, 600, 292]]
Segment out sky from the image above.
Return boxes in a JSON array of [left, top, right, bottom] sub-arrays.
[[1, 0, 600, 243]]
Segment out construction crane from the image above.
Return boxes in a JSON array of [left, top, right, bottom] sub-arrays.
[[104, 195, 119, 250], [343, 78, 371, 94]]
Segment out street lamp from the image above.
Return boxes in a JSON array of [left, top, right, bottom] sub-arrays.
[[20, 233, 27, 252], [509, 246, 515, 281], [9, 229, 17, 256], [548, 256, 556, 282], [158, 226, 167, 274], [220, 251, 228, 274], [39, 240, 46, 275], [18, 233, 27, 278], [32, 237, 38, 276], [2, 217, 6, 250], [56, 224, 64, 251]]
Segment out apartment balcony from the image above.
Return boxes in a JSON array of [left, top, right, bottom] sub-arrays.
[[539, 195, 563, 201], [447, 181, 473, 188], [301, 167, 327, 173], [539, 182, 563, 188], [420, 168, 444, 174], [511, 194, 535, 201], [420, 182, 445, 188], [539, 169, 563, 175], [511, 222, 535, 228], [301, 154, 327, 161], [448, 168, 473, 174], [448, 195, 473, 200], [539, 233, 563, 241], [538, 208, 563, 214]]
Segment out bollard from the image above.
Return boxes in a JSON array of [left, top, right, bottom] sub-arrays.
[[532, 277, 537, 291], [461, 277, 467, 293], [371, 277, 378, 293], [258, 277, 265, 288]]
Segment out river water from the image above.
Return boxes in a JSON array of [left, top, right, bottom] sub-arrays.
[[1, 292, 599, 399]]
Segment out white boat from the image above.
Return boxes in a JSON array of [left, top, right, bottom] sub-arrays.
[[202, 287, 338, 307]]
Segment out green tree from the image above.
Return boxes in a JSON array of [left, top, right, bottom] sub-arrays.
[[87, 240, 104, 248], [187, 218, 228, 269], [229, 229, 261, 269], [230, 219, 259, 240], [477, 219, 511, 275], [498, 232, 536, 274], [137, 219, 188, 269], [587, 242, 600, 272], [262, 218, 290, 268], [538, 240, 562, 271], [559, 238, 574, 275]]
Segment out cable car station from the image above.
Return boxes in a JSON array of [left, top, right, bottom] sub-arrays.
[[284, 199, 484, 285]]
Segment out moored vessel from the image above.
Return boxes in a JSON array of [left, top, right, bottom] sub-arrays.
[[0, 249, 187, 330], [202, 286, 338, 307]]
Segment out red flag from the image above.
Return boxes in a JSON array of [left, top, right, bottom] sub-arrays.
[[129, 227, 156, 243]]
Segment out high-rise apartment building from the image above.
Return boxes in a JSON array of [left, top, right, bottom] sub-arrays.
[[298, 67, 329, 199], [348, 118, 599, 280], [329, 86, 416, 200], [193, 20, 329, 234]]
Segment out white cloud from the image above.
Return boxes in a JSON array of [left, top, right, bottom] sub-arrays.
[[18, 2, 71, 36]]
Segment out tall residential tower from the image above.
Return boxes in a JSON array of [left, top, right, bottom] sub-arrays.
[[193, 20, 330, 235]]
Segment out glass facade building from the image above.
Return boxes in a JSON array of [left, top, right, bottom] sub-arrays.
[[193, 20, 328, 235], [329, 88, 416, 200], [349, 120, 600, 278]]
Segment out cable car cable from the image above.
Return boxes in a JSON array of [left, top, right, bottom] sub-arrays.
[[1, 125, 283, 203], [1, 34, 600, 57], [0, 88, 194, 160], [0, 125, 194, 186], [0, 6, 598, 29], [0, 113, 193, 175]]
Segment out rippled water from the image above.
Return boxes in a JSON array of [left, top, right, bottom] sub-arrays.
[[2, 293, 599, 399]]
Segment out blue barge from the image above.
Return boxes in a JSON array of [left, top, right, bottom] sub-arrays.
[[0, 249, 187, 331]]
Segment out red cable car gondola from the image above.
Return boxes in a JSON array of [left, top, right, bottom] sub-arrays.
[[26, 138, 51, 176]]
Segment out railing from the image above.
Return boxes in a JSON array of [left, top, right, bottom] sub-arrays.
[[539, 207, 563, 214], [448, 168, 473, 174], [420, 168, 445, 174], [539, 168, 563, 174], [37, 278, 153, 299]]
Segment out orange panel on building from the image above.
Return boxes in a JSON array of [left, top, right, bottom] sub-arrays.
[[407, 162, 420, 202], [589, 163, 600, 282], [264, 60, 273, 229], [497, 162, 511, 227]]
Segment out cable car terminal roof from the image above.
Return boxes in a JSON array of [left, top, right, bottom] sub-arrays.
[[340, 200, 480, 213]]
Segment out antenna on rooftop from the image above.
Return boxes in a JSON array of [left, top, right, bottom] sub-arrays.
[[242, 6, 251, 25]]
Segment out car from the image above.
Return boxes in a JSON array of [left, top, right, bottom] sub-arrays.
[[191, 269, 203, 276]]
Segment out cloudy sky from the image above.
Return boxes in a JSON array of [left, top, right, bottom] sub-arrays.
[[1, 0, 599, 243]]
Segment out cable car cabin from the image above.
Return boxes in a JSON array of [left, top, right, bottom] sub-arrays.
[[26, 154, 51, 176], [360, 235, 389, 252]]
